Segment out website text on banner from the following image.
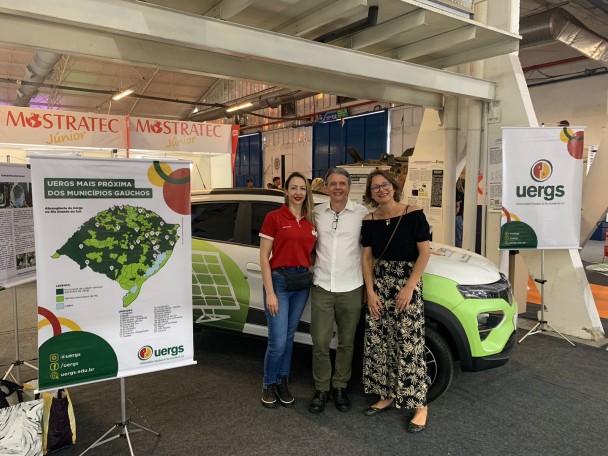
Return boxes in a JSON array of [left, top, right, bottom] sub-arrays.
[[31, 156, 195, 391], [500, 127, 584, 250]]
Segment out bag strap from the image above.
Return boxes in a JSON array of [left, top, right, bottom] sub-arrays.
[[376, 205, 407, 262]]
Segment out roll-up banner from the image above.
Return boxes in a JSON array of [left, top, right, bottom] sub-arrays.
[[500, 127, 584, 250], [31, 156, 194, 391], [0, 163, 36, 287]]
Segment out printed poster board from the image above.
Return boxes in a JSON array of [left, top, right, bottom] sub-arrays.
[[31, 156, 194, 391], [500, 127, 584, 250], [0, 163, 36, 287]]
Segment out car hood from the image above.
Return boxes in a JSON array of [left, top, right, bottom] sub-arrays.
[[426, 243, 502, 285]]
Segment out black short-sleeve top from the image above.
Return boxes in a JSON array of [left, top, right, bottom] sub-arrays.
[[361, 209, 431, 261]]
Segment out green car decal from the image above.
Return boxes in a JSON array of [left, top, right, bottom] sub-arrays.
[[192, 239, 250, 332]]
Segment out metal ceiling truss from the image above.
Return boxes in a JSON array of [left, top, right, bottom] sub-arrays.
[[0, 0, 500, 110]]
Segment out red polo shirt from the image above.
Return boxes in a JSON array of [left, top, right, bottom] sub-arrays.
[[259, 204, 317, 269]]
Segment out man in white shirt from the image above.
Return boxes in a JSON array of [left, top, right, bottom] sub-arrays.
[[308, 168, 368, 414]]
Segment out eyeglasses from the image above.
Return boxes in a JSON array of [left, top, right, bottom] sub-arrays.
[[332, 212, 339, 230], [371, 182, 392, 193]]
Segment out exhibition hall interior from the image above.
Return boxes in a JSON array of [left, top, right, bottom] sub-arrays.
[[0, 1, 607, 455]]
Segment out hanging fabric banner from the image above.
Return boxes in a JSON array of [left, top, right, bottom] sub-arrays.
[[31, 156, 194, 391], [500, 127, 584, 250], [0, 106, 126, 149], [129, 117, 237, 153], [0, 163, 36, 287]]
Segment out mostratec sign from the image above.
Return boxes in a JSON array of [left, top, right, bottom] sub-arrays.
[[0, 106, 126, 149], [129, 116, 236, 153]]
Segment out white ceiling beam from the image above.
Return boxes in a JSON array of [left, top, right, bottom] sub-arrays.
[[396, 25, 477, 61], [205, 0, 255, 20], [0, 0, 497, 105], [333, 10, 427, 49], [275, 0, 368, 37], [416, 40, 521, 69]]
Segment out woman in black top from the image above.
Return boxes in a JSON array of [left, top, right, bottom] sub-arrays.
[[360, 169, 431, 433]]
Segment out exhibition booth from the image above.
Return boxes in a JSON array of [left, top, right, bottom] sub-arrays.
[[0, 105, 238, 454]]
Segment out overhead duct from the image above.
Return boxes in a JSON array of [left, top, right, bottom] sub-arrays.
[[520, 8, 608, 65], [191, 89, 317, 122], [14, 50, 62, 107]]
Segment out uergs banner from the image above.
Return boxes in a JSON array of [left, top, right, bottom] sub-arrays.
[[500, 127, 584, 249], [31, 156, 194, 391], [0, 163, 36, 287]]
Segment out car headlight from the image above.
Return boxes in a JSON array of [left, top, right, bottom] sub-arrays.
[[456, 274, 514, 305]]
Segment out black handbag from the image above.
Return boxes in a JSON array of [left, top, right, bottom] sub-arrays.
[[279, 269, 313, 291]]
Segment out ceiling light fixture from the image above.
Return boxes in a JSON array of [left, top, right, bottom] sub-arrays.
[[225, 101, 253, 113], [112, 88, 134, 101]]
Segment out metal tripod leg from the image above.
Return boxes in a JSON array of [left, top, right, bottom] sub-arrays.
[[79, 378, 160, 456], [2, 360, 38, 382], [518, 250, 576, 347]]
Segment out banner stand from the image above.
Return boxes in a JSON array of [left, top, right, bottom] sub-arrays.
[[517, 251, 576, 347], [80, 378, 159, 456], [2, 284, 38, 384]]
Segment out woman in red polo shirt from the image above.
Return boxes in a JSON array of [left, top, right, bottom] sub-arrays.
[[259, 172, 317, 409]]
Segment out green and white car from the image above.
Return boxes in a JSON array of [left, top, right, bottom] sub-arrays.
[[191, 188, 517, 401]]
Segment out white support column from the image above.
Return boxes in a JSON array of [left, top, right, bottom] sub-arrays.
[[463, 99, 482, 251], [442, 95, 458, 245]]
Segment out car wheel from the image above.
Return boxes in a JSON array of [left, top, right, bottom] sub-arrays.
[[425, 326, 454, 403]]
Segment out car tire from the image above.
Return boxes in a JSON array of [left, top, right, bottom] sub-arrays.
[[425, 326, 454, 403]]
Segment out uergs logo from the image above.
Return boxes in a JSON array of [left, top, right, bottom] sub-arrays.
[[138, 345, 153, 360], [530, 159, 552, 182], [137, 344, 185, 361], [516, 159, 565, 201]]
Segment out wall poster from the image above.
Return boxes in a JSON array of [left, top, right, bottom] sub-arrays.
[[403, 160, 444, 225], [0, 163, 36, 287], [31, 156, 194, 391]]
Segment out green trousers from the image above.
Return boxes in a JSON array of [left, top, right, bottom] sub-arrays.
[[310, 285, 363, 391]]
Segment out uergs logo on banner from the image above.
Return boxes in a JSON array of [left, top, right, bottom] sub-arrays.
[[31, 156, 195, 391], [500, 127, 584, 250]]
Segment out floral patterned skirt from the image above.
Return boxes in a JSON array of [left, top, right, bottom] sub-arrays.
[[362, 259, 427, 409]]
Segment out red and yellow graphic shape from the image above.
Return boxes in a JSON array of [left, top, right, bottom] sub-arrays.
[[38, 306, 81, 336], [138, 345, 153, 360], [530, 160, 552, 182], [560, 128, 584, 159], [147, 161, 191, 215], [501, 207, 521, 223]]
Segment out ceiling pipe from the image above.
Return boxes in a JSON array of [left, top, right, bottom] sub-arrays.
[[190, 89, 317, 122], [520, 8, 608, 65], [14, 50, 62, 107]]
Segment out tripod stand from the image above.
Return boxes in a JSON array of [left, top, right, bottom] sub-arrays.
[[80, 378, 160, 456], [2, 285, 38, 384], [518, 250, 576, 347]]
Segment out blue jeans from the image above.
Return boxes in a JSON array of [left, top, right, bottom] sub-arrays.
[[262, 267, 310, 388]]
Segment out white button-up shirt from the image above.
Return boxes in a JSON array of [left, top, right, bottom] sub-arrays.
[[313, 199, 368, 292]]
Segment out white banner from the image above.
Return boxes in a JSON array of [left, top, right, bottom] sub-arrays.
[[129, 117, 237, 153], [0, 163, 36, 287], [31, 156, 194, 391], [500, 127, 584, 249], [0, 106, 126, 149]]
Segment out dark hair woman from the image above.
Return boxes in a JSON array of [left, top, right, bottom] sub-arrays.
[[360, 168, 431, 433], [259, 172, 317, 408]]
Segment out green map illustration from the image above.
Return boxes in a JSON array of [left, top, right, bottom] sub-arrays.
[[53, 205, 180, 307]]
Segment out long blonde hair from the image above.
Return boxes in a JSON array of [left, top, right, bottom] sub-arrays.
[[284, 172, 315, 227]]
